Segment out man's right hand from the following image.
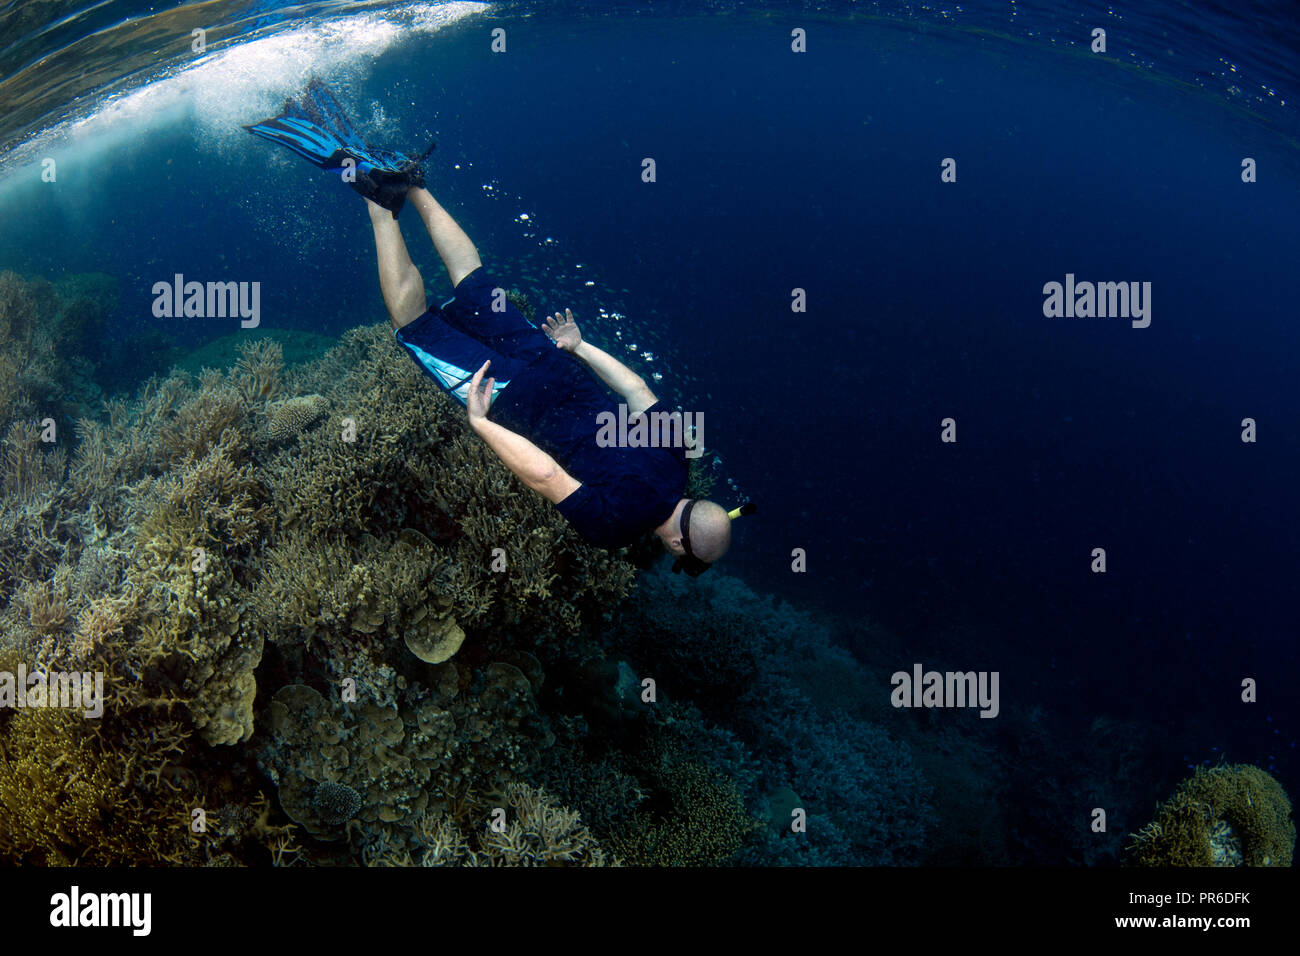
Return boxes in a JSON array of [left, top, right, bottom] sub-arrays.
[[543, 309, 583, 352], [466, 360, 494, 428]]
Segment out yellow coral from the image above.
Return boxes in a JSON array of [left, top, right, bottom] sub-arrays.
[[1127, 763, 1295, 867], [611, 761, 762, 866], [0, 685, 213, 865]]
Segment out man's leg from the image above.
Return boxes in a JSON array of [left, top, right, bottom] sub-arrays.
[[367, 199, 428, 330], [408, 187, 483, 289]]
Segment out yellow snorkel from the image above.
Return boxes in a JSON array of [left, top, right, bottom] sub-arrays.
[[727, 502, 757, 521]]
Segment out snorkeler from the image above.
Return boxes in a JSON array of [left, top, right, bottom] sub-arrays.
[[245, 82, 745, 572]]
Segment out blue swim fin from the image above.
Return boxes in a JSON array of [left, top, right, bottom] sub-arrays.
[[244, 80, 434, 217]]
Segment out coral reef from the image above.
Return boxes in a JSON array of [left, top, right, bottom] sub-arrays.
[[606, 566, 934, 866], [0, 267, 963, 869], [1127, 764, 1295, 867], [261, 324, 634, 636], [0, 275, 636, 866]]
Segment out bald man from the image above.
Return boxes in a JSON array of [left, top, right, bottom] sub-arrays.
[[369, 186, 732, 570]]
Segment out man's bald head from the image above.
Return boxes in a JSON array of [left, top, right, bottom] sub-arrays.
[[685, 499, 732, 563]]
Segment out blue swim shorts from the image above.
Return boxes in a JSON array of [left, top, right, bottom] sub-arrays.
[[394, 266, 551, 405]]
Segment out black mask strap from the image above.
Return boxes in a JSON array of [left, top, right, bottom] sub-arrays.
[[680, 499, 698, 557], [671, 499, 712, 576]]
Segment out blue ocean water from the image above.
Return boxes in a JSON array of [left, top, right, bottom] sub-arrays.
[[0, 0, 1296, 866]]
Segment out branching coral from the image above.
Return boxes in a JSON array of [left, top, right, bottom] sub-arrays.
[[0, 420, 70, 606], [231, 338, 284, 405], [250, 527, 464, 665], [152, 374, 249, 468], [70, 591, 135, 662], [0, 652, 242, 867], [1, 418, 66, 504], [416, 782, 611, 867]]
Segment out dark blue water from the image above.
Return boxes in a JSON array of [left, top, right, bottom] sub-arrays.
[[1, 0, 1296, 865]]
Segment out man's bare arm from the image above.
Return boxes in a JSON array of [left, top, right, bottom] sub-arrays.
[[471, 417, 581, 503], [466, 360, 580, 504], [544, 309, 658, 415]]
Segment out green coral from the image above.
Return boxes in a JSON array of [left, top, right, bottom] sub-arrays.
[[1126, 764, 1295, 867]]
